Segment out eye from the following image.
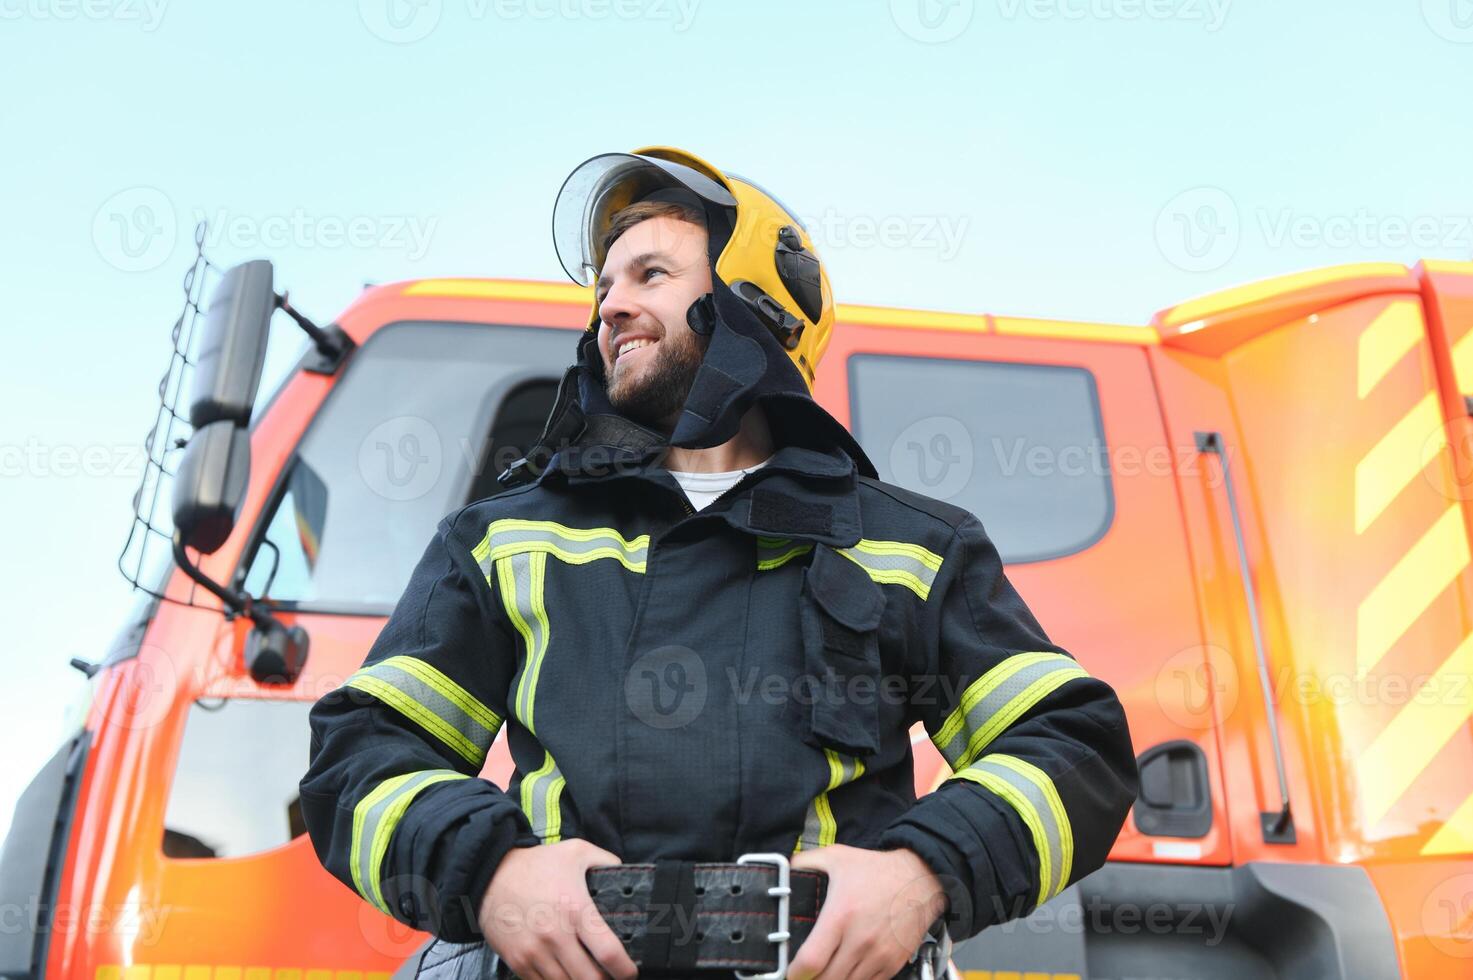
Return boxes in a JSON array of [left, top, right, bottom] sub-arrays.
[[643, 267, 666, 281]]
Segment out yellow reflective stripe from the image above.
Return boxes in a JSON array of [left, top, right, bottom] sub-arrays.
[[350, 769, 466, 913], [954, 667, 1089, 771], [848, 538, 945, 570], [948, 754, 1073, 904], [521, 751, 567, 843], [497, 550, 551, 735], [834, 538, 945, 600], [949, 764, 1053, 905], [756, 536, 813, 570], [373, 654, 502, 732], [474, 518, 649, 574], [988, 754, 1074, 896], [932, 652, 1088, 766], [345, 675, 488, 767], [795, 750, 865, 852], [546, 772, 566, 842], [935, 652, 1069, 749]]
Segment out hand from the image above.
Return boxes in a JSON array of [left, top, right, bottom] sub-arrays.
[[477, 839, 638, 980], [787, 845, 948, 980]]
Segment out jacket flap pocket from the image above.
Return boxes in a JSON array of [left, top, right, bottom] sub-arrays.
[[802, 545, 884, 633]]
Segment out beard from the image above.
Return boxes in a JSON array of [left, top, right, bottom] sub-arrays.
[[605, 322, 708, 432]]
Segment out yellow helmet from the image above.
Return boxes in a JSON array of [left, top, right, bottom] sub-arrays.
[[552, 145, 833, 390]]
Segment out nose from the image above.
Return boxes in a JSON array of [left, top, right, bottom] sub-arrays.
[[597, 274, 640, 329]]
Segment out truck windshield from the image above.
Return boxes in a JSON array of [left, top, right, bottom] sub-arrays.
[[241, 321, 569, 612]]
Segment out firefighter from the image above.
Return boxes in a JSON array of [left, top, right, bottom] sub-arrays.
[[300, 146, 1140, 980]]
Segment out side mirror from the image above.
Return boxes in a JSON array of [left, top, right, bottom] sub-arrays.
[[172, 420, 251, 554], [191, 260, 274, 427]]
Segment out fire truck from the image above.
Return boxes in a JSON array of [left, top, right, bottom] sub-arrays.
[[3, 237, 1471, 977]]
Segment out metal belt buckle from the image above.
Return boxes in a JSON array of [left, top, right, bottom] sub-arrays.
[[734, 852, 792, 980]]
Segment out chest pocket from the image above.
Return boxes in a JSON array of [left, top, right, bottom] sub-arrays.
[[799, 544, 887, 757]]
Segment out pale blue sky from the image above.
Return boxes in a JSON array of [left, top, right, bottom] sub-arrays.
[[1, 0, 1470, 838]]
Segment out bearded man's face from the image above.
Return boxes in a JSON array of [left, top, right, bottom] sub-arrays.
[[594, 215, 712, 431]]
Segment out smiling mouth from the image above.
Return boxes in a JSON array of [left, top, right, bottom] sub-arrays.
[[614, 336, 658, 363]]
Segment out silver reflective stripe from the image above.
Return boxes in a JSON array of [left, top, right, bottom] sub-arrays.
[[497, 550, 551, 735], [795, 750, 865, 851], [351, 769, 467, 913], [949, 754, 1073, 904], [473, 518, 649, 578], [933, 652, 1089, 770], [346, 656, 502, 768], [521, 751, 567, 843], [835, 539, 944, 599], [346, 657, 503, 766]]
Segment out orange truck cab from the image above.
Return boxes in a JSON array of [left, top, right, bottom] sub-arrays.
[[3, 250, 1472, 979]]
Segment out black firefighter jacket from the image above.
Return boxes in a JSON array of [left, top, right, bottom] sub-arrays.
[[300, 275, 1139, 948]]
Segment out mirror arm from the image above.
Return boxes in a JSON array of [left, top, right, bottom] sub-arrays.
[[276, 293, 354, 371], [171, 531, 279, 632], [172, 531, 309, 686]]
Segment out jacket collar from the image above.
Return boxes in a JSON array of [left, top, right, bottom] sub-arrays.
[[542, 422, 864, 547]]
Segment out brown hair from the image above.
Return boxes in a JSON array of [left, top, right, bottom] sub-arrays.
[[600, 200, 706, 256]]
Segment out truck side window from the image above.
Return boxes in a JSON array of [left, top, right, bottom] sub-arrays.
[[239, 322, 570, 612], [848, 354, 1113, 563], [162, 698, 315, 859]]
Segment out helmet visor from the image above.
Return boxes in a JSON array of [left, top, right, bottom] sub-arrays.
[[552, 152, 737, 286]]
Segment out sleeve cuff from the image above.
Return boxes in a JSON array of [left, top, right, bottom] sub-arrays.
[[880, 799, 1004, 941]]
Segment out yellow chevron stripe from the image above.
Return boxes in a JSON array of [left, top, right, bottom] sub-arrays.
[[1356, 300, 1425, 398], [1356, 631, 1473, 829], [1422, 792, 1473, 856], [1355, 504, 1469, 679], [1353, 392, 1445, 534]]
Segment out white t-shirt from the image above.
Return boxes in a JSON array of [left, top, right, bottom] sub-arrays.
[[667, 457, 771, 511]]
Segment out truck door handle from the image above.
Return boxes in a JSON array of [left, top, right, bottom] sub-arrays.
[[1132, 739, 1213, 839]]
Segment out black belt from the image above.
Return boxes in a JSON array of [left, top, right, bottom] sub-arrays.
[[588, 854, 820, 977], [401, 854, 952, 980]]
